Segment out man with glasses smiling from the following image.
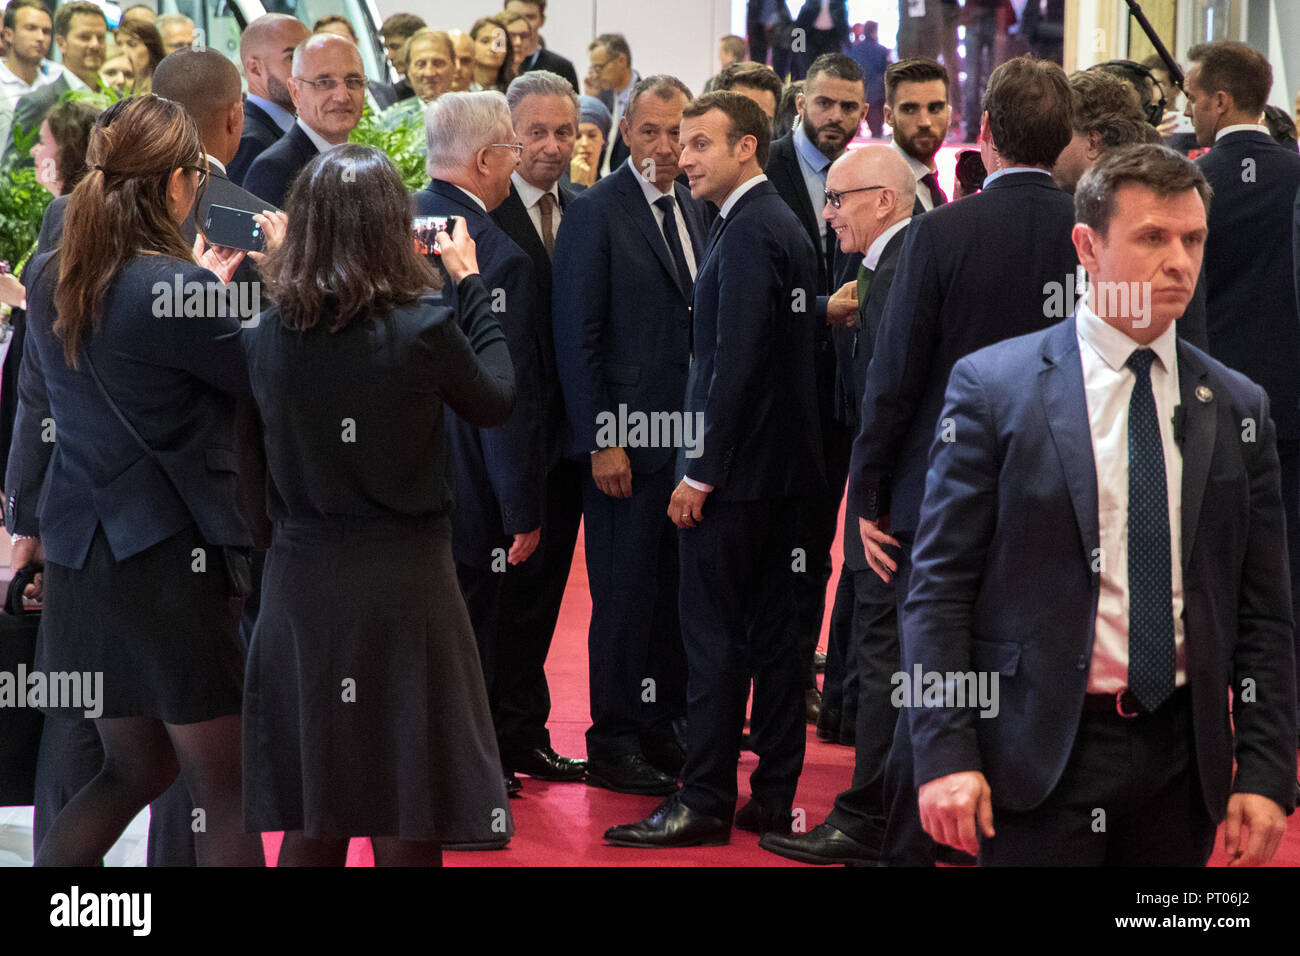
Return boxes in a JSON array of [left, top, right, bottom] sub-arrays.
[[244, 34, 365, 209]]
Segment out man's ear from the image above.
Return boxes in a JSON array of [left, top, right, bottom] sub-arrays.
[[1086, 130, 1104, 162], [1072, 221, 1101, 274], [796, 91, 806, 116]]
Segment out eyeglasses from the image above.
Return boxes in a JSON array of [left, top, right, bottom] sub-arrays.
[[824, 185, 885, 209], [293, 75, 367, 92], [186, 165, 208, 190], [486, 143, 524, 160]]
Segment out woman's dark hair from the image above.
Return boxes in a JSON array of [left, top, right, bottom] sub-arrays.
[[46, 98, 103, 194], [55, 95, 204, 367], [261, 144, 440, 332], [470, 16, 514, 91], [117, 20, 166, 77]]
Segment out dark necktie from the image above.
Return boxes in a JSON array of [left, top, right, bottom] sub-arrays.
[[1125, 348, 1176, 712], [654, 195, 692, 296], [537, 192, 556, 258], [920, 171, 948, 207]]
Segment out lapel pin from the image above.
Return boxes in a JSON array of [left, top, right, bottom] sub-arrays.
[[1195, 385, 1213, 404]]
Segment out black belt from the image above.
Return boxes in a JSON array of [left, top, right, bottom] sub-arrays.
[[1082, 685, 1189, 719]]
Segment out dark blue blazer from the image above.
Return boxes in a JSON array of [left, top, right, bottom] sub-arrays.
[[597, 85, 633, 174], [242, 121, 318, 209], [765, 132, 839, 295], [228, 99, 287, 187], [412, 180, 542, 567], [904, 316, 1297, 819], [1196, 130, 1300, 441], [552, 162, 708, 474], [519, 48, 580, 95], [846, 170, 1078, 536], [5, 253, 252, 567], [680, 179, 823, 499]]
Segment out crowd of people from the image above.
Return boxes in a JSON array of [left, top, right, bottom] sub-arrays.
[[0, 0, 1297, 868]]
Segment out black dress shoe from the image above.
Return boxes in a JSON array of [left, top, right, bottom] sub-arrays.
[[734, 799, 793, 835], [505, 746, 586, 781], [759, 822, 881, 866], [814, 651, 827, 672], [641, 737, 685, 778], [815, 707, 841, 741], [504, 771, 522, 797], [443, 838, 509, 851], [585, 753, 678, 795], [805, 687, 822, 724], [604, 793, 730, 848]]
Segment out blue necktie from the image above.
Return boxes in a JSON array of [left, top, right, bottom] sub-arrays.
[[655, 195, 692, 297], [1126, 348, 1176, 712]]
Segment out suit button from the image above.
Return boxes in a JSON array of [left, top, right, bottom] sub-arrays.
[[1075, 654, 1087, 670]]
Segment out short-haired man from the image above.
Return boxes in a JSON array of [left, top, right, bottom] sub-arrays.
[[909, 144, 1295, 865], [553, 75, 707, 797], [154, 13, 195, 55], [482, 70, 588, 787], [244, 33, 365, 209], [378, 12, 426, 104], [605, 92, 821, 847], [448, 30, 474, 93], [412, 91, 544, 803], [229, 13, 311, 185], [588, 33, 637, 176], [884, 57, 951, 214], [719, 34, 746, 70], [1185, 41, 1300, 722], [848, 55, 1077, 866], [506, 0, 579, 93], [3, 1, 103, 160], [761, 145, 917, 865], [385, 28, 454, 117], [848, 20, 890, 137], [712, 61, 782, 126], [0, 0, 58, 150], [1053, 68, 1152, 195]]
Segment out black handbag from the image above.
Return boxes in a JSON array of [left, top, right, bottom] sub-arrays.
[[0, 572, 43, 806], [80, 350, 251, 598]]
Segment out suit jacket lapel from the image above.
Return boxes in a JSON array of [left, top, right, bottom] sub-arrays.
[[616, 166, 687, 299], [1039, 317, 1101, 569], [674, 180, 705, 261], [1176, 343, 1216, 571]]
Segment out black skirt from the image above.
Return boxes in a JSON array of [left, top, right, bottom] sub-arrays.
[[242, 513, 514, 843], [35, 523, 244, 724]]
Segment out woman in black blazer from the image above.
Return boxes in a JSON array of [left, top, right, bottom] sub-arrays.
[[8, 95, 268, 866], [241, 145, 517, 866]]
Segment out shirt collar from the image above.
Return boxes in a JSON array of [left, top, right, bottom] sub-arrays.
[[296, 117, 342, 155], [0, 59, 61, 88], [891, 139, 934, 181], [983, 166, 1052, 187], [632, 163, 673, 203], [719, 172, 767, 218], [451, 183, 488, 212], [204, 153, 227, 175], [862, 217, 910, 271], [248, 94, 295, 132], [1215, 122, 1271, 141], [64, 70, 88, 92], [1076, 297, 1177, 376], [512, 169, 559, 208], [793, 123, 831, 175]]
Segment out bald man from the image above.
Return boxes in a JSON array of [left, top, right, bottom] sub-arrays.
[[244, 33, 365, 208], [229, 13, 312, 185], [762, 146, 918, 866]]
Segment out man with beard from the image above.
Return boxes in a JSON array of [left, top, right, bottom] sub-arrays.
[[884, 58, 951, 214], [230, 14, 311, 186], [764, 52, 867, 727]]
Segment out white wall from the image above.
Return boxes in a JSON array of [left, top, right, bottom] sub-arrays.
[[374, 0, 731, 95]]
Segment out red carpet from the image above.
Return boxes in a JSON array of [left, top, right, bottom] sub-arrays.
[[259, 517, 1300, 867]]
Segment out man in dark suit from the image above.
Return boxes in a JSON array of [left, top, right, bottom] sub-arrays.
[[244, 34, 363, 209], [764, 53, 865, 723], [229, 14, 311, 186], [553, 75, 706, 796], [412, 90, 544, 800], [909, 144, 1295, 865], [605, 92, 820, 847], [588, 34, 637, 176], [1184, 42, 1300, 724], [2, 1, 104, 162], [506, 0, 579, 93], [883, 58, 951, 216], [761, 145, 916, 864], [794, 0, 849, 68], [848, 56, 1077, 866], [848, 21, 890, 137], [484, 72, 587, 785]]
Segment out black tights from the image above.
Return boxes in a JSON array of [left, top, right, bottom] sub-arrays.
[[34, 714, 263, 866], [277, 832, 442, 867]]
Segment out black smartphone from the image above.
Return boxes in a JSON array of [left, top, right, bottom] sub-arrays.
[[412, 215, 459, 256], [203, 204, 265, 252]]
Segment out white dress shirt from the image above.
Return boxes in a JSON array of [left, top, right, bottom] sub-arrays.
[[600, 71, 639, 177], [892, 140, 939, 210], [1215, 123, 1271, 141], [296, 117, 344, 155], [0, 58, 62, 148], [862, 217, 910, 271], [511, 169, 563, 246], [1075, 300, 1186, 694], [633, 166, 698, 281]]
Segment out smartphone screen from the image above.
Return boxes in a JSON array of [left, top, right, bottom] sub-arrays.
[[203, 204, 265, 252], [412, 215, 458, 256]]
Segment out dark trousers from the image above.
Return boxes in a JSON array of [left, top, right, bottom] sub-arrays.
[[865, 101, 885, 138], [1278, 439, 1300, 722], [582, 458, 686, 761], [978, 688, 1216, 865], [493, 457, 584, 757], [825, 562, 900, 846], [820, 568, 856, 724], [678, 497, 806, 819], [747, 20, 768, 67]]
